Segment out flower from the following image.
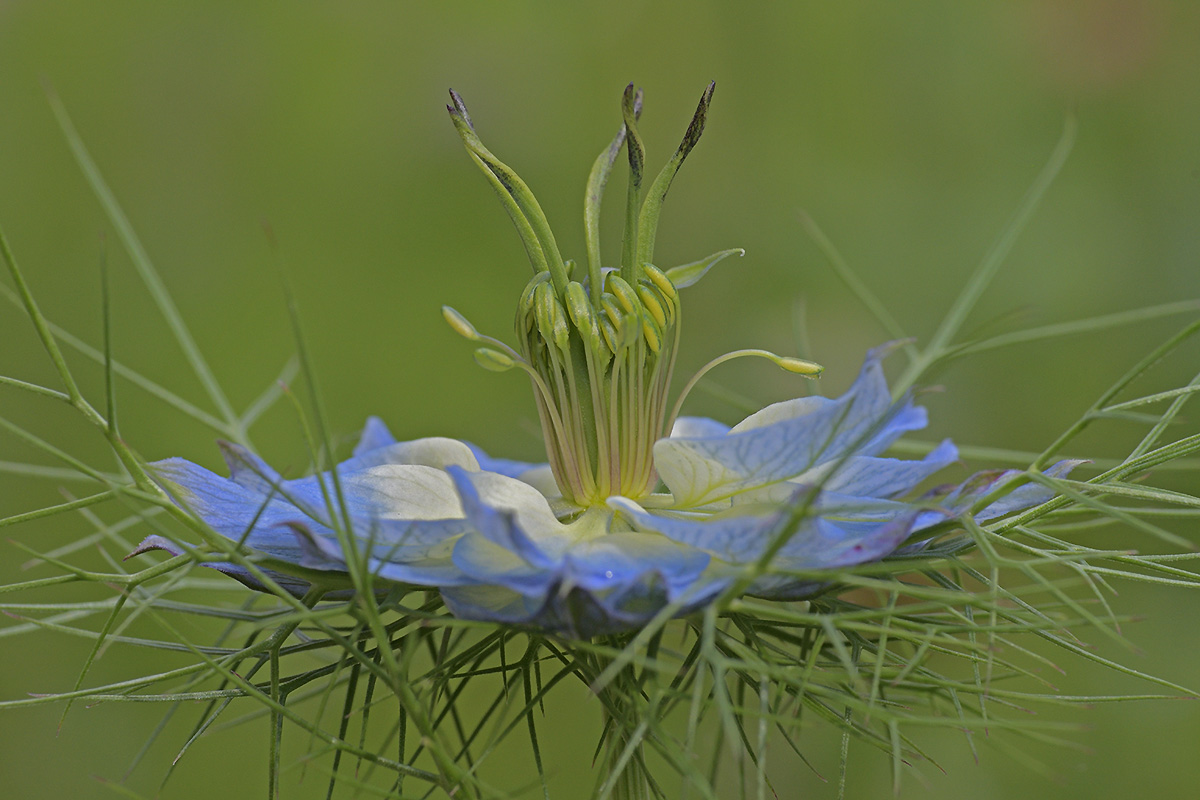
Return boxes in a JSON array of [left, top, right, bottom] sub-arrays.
[[134, 85, 1076, 637], [138, 345, 1074, 637]]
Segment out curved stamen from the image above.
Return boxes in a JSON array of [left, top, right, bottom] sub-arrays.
[[666, 349, 823, 435]]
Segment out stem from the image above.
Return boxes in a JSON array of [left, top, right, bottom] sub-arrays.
[[600, 707, 650, 800]]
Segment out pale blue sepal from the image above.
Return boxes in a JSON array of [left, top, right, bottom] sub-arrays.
[[729, 395, 831, 434], [332, 437, 480, 474], [351, 416, 490, 474], [179, 440, 477, 525], [775, 512, 920, 569], [151, 458, 322, 564], [746, 512, 920, 600], [611, 492, 920, 569], [355, 407, 549, 482], [820, 439, 958, 498], [440, 572, 731, 638], [564, 572, 726, 635], [732, 439, 959, 506], [908, 459, 1084, 531], [439, 583, 553, 627], [218, 441, 281, 493], [151, 456, 478, 586]]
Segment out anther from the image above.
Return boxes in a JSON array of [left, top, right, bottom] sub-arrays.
[[641, 314, 662, 354], [600, 294, 623, 328], [777, 356, 824, 376], [637, 285, 667, 329], [534, 281, 571, 354], [643, 264, 677, 300], [565, 281, 609, 361], [443, 306, 480, 341], [474, 347, 515, 372], [599, 316, 621, 354], [604, 273, 640, 315]]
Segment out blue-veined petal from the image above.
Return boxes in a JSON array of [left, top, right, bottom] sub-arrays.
[[731, 439, 960, 506]]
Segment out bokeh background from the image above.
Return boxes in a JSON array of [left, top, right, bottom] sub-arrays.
[[2, 1, 1199, 797]]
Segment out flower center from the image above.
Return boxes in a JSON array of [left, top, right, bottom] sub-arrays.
[[516, 263, 680, 505]]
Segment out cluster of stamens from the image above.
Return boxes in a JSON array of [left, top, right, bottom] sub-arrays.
[[514, 262, 680, 505]]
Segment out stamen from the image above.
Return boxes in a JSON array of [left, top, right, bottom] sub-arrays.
[[442, 305, 527, 363], [666, 349, 823, 434], [605, 273, 640, 315], [638, 285, 667, 328]]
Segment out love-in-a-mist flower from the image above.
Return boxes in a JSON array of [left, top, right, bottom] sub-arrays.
[[138, 84, 1074, 637]]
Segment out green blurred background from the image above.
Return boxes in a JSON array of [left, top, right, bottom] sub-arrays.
[[2, 1, 1198, 797]]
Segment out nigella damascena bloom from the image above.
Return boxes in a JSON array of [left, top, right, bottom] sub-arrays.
[[135, 84, 1075, 637]]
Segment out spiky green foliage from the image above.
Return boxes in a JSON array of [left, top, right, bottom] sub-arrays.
[[2, 101, 1199, 800]]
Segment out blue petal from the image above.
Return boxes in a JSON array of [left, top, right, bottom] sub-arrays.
[[970, 459, 1084, 521], [128, 534, 325, 597], [446, 466, 559, 568], [152, 458, 323, 566], [451, 531, 559, 593], [563, 532, 710, 593], [820, 439, 958, 498]]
